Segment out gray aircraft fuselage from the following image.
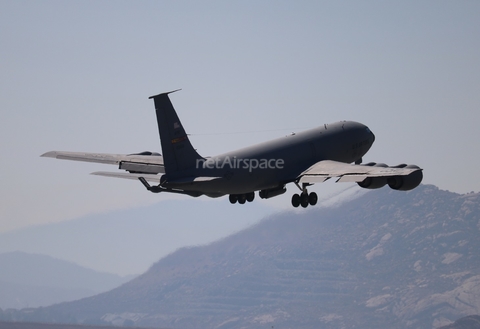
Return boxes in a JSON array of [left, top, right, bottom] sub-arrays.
[[42, 91, 422, 207], [163, 121, 375, 197]]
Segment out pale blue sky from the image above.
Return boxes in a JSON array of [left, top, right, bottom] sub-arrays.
[[1, 1, 479, 267]]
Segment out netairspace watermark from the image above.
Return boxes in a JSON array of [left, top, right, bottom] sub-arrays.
[[197, 156, 284, 172]]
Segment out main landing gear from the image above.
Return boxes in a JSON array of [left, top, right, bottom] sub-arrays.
[[291, 182, 317, 208], [229, 192, 255, 204]]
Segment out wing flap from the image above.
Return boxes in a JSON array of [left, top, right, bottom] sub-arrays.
[[336, 175, 368, 183]]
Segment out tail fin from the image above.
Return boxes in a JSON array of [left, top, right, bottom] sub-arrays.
[[149, 90, 203, 174]]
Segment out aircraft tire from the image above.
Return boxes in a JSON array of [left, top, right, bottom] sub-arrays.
[[238, 195, 246, 204], [308, 192, 318, 206], [229, 194, 238, 204], [246, 192, 255, 202], [291, 194, 300, 207], [300, 193, 309, 208]]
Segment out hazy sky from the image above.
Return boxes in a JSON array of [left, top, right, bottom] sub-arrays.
[[1, 2, 479, 240]]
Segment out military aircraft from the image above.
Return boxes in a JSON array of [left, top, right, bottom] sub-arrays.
[[42, 90, 423, 208]]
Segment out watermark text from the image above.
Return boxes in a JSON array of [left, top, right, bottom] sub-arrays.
[[196, 156, 284, 172]]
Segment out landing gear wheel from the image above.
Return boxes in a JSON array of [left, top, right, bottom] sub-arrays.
[[246, 192, 255, 202], [229, 194, 238, 204], [238, 194, 246, 204], [308, 192, 318, 206], [300, 193, 309, 208], [291, 194, 300, 208]]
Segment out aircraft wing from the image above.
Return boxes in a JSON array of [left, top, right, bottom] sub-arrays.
[[298, 160, 421, 184], [41, 151, 165, 174]]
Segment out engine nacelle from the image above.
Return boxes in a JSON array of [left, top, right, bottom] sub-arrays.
[[259, 186, 286, 199], [387, 167, 423, 191], [357, 163, 391, 189], [357, 177, 387, 189]]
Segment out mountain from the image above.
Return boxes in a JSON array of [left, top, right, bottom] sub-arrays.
[[0, 252, 133, 309], [0, 199, 270, 276], [438, 315, 480, 329], [0, 321, 157, 329], [2, 185, 480, 328]]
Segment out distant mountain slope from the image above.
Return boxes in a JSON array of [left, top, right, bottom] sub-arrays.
[[0, 199, 270, 276], [3, 185, 480, 329], [0, 321, 158, 329], [0, 252, 133, 309], [438, 315, 480, 329]]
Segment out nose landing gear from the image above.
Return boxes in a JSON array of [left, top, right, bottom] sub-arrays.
[[291, 182, 317, 208]]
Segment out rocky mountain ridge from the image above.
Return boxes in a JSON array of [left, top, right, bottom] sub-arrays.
[[3, 185, 480, 329]]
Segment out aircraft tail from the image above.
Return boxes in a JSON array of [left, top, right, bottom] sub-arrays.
[[149, 90, 203, 174]]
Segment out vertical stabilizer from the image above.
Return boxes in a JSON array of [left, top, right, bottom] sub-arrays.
[[149, 91, 203, 174]]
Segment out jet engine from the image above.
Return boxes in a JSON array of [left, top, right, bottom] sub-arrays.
[[357, 177, 387, 189], [387, 165, 423, 191], [356, 163, 423, 191], [357, 163, 388, 189]]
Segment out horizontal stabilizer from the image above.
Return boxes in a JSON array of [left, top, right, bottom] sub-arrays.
[[92, 171, 204, 197], [91, 171, 221, 185], [91, 171, 161, 183]]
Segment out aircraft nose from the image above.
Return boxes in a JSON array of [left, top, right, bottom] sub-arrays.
[[365, 126, 375, 144]]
